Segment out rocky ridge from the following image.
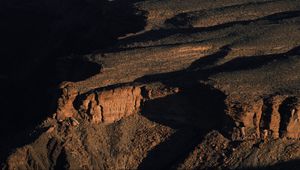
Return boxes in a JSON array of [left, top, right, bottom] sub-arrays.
[[2, 0, 300, 169]]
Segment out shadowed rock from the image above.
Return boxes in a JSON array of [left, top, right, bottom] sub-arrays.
[[2, 0, 300, 169]]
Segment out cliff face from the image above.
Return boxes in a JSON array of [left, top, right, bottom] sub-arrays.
[[2, 0, 300, 169]]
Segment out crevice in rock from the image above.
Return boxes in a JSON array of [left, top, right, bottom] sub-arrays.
[[260, 98, 273, 133], [53, 148, 69, 170], [278, 96, 298, 138]]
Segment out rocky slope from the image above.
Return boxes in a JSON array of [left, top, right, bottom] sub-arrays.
[[1, 0, 300, 169]]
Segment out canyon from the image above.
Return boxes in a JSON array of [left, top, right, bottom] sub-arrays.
[[1, 0, 300, 169]]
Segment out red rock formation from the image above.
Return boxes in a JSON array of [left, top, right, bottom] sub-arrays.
[[280, 97, 300, 139], [228, 95, 300, 140], [81, 86, 143, 124], [55, 83, 78, 121]]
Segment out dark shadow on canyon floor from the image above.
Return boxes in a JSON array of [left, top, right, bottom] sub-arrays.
[[240, 159, 300, 170], [119, 9, 300, 46], [135, 45, 300, 170], [138, 83, 228, 170], [0, 0, 146, 163], [1, 0, 300, 168]]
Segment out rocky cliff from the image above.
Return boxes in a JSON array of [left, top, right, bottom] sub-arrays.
[[1, 0, 300, 169]]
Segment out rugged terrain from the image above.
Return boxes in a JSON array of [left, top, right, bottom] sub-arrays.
[[1, 0, 300, 169]]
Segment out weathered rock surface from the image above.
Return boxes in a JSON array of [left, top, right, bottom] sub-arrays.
[[80, 85, 143, 124], [2, 0, 300, 169]]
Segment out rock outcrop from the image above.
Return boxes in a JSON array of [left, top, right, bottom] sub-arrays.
[[227, 95, 300, 141], [80, 86, 143, 124], [2, 0, 300, 169]]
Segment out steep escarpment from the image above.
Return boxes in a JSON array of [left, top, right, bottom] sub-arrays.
[[2, 0, 300, 169]]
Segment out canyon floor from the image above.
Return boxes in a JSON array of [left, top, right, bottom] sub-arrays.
[[1, 0, 300, 169]]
